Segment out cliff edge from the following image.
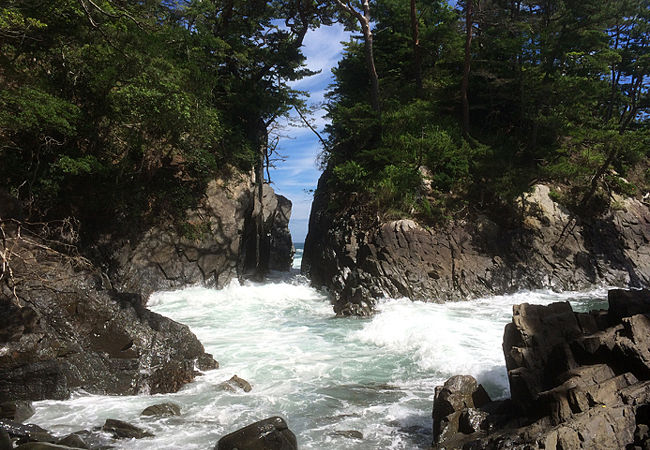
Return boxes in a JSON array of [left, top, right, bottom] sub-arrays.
[[303, 172, 650, 315]]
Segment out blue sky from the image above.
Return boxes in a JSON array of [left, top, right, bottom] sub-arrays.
[[268, 24, 350, 243]]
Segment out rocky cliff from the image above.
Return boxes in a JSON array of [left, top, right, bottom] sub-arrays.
[[432, 288, 650, 449], [303, 172, 650, 315], [103, 172, 293, 298], [0, 221, 217, 401], [0, 170, 293, 402]]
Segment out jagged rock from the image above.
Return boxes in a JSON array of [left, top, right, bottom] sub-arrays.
[[107, 174, 293, 298], [141, 402, 181, 417], [216, 417, 296, 450], [304, 174, 650, 315], [608, 289, 650, 322], [433, 289, 650, 449], [432, 375, 491, 444], [102, 419, 153, 439], [216, 375, 252, 393], [0, 401, 35, 423], [503, 301, 583, 412], [0, 228, 217, 402]]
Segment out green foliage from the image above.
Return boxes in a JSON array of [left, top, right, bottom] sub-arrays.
[[0, 0, 326, 236], [332, 161, 369, 190], [323, 0, 649, 222]]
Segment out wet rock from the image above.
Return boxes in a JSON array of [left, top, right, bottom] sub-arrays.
[[217, 375, 252, 393], [197, 354, 219, 371], [433, 289, 650, 449], [0, 420, 55, 445], [330, 430, 364, 440], [0, 227, 217, 402], [0, 401, 35, 423], [304, 176, 650, 315], [102, 419, 153, 439], [141, 402, 181, 417], [432, 375, 491, 444], [216, 417, 296, 450], [56, 434, 88, 449]]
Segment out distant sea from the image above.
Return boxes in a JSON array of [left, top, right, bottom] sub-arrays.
[[293, 242, 304, 270]]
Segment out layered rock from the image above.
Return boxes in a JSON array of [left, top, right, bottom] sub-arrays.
[[304, 173, 650, 315], [104, 174, 293, 298], [0, 223, 217, 401], [432, 288, 650, 449]]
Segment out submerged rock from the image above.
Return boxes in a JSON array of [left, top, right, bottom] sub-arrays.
[[329, 430, 364, 440], [141, 402, 181, 417], [216, 375, 252, 393], [14, 444, 80, 449], [216, 417, 297, 450], [433, 288, 650, 449], [55, 434, 88, 449], [102, 419, 153, 439]]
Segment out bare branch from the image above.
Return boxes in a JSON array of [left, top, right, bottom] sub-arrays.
[[294, 106, 330, 151]]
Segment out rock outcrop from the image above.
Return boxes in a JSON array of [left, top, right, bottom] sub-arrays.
[[0, 222, 217, 402], [304, 172, 650, 315], [104, 174, 293, 298], [432, 288, 650, 449]]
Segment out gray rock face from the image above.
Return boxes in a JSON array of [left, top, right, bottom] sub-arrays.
[[106, 174, 293, 299], [433, 288, 650, 449], [0, 226, 217, 402], [304, 173, 650, 315], [216, 416, 297, 450]]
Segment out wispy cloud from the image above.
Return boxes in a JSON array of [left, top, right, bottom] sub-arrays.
[[271, 24, 349, 242]]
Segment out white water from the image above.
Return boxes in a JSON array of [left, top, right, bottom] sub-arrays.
[[30, 263, 609, 449]]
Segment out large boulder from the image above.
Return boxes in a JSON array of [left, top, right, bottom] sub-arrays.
[[216, 417, 297, 450], [432, 375, 491, 445], [304, 175, 650, 315]]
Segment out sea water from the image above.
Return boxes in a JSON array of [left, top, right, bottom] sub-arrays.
[[30, 249, 609, 449]]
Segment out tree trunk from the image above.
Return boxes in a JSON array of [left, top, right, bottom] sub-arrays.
[[410, 0, 423, 96], [461, 0, 473, 137], [360, 19, 380, 113], [254, 149, 264, 280], [334, 0, 380, 114]]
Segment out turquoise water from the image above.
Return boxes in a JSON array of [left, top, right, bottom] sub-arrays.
[[30, 255, 609, 449]]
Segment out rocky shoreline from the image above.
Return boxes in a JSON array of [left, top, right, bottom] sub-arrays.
[[432, 288, 650, 449], [303, 172, 650, 316], [2, 288, 647, 449]]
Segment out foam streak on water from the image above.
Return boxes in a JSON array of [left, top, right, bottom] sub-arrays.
[[30, 276, 608, 449]]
